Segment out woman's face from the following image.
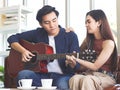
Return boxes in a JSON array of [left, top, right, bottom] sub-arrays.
[[85, 15, 100, 34]]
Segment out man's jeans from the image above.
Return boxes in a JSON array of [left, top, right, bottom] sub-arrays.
[[17, 70, 72, 90]]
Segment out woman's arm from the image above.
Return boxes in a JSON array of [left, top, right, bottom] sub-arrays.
[[66, 40, 115, 70]]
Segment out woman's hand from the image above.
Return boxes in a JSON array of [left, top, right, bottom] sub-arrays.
[[66, 55, 77, 68], [66, 27, 74, 32]]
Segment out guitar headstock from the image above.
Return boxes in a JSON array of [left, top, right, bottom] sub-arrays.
[[80, 49, 97, 62]]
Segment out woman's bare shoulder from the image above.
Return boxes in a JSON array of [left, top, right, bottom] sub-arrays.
[[102, 39, 115, 48]]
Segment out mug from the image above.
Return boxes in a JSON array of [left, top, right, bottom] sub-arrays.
[[41, 79, 53, 87], [18, 79, 32, 87]]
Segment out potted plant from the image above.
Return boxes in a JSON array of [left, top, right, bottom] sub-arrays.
[[0, 66, 4, 88]]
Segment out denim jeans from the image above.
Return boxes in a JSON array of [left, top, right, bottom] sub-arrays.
[[17, 70, 72, 90]]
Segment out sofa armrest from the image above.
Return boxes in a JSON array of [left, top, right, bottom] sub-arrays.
[[116, 54, 120, 84]]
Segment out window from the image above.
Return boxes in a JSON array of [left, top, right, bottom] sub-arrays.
[[7, 0, 25, 6], [26, 0, 43, 29], [70, 1, 90, 45], [47, 0, 65, 27], [0, 0, 117, 55], [94, 0, 117, 44]]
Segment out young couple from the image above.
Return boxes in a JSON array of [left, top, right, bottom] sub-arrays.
[[7, 5, 118, 90]]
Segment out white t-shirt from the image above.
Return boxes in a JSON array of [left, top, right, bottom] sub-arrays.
[[47, 36, 63, 74]]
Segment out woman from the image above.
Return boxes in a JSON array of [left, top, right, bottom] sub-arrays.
[[66, 9, 118, 90]]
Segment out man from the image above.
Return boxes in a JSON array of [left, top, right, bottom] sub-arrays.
[[7, 5, 80, 89]]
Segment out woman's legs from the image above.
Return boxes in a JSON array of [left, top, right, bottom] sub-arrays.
[[69, 72, 116, 90], [69, 74, 102, 90], [79, 75, 102, 90], [69, 74, 84, 90]]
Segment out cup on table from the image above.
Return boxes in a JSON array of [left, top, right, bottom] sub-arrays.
[[18, 79, 33, 88], [41, 79, 53, 87]]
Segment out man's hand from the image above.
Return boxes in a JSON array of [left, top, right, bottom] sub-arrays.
[[21, 50, 35, 62], [66, 55, 77, 68]]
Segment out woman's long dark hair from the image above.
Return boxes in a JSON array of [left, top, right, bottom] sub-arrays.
[[80, 9, 118, 72]]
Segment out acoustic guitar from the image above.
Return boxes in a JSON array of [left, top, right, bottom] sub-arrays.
[[6, 40, 97, 77]]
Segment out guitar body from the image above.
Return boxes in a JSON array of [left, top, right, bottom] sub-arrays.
[[6, 40, 97, 78], [7, 40, 53, 78]]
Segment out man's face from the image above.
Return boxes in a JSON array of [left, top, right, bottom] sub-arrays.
[[40, 12, 59, 36]]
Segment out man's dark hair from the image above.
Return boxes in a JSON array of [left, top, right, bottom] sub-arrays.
[[36, 5, 59, 23]]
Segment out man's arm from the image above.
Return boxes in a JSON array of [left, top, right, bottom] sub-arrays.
[[10, 42, 35, 62]]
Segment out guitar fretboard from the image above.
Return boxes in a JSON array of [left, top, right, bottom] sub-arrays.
[[36, 53, 79, 60], [34, 50, 96, 63]]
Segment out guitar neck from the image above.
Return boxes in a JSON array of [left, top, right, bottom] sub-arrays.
[[36, 53, 79, 60], [34, 50, 96, 62]]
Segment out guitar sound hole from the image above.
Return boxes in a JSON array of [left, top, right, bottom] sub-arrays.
[[24, 52, 38, 69]]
